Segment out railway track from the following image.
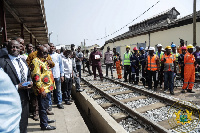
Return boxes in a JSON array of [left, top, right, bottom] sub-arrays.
[[80, 74, 200, 133]]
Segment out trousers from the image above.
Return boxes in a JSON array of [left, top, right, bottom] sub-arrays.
[[124, 65, 131, 82], [147, 71, 158, 89], [64, 77, 73, 101], [37, 94, 49, 128], [106, 63, 113, 77], [116, 61, 122, 79], [182, 65, 195, 90], [29, 92, 39, 116], [53, 78, 62, 105], [131, 66, 139, 83], [18, 90, 29, 133], [73, 73, 80, 91], [164, 71, 174, 91], [76, 65, 81, 79], [92, 65, 103, 78]]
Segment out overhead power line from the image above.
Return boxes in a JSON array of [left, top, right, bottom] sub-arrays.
[[87, 0, 160, 41]]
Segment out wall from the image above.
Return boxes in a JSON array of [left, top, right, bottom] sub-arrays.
[[102, 22, 200, 58], [151, 23, 200, 48]]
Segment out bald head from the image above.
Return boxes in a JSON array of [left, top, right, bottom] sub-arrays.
[[16, 37, 24, 45], [7, 40, 20, 57], [43, 44, 50, 52], [38, 46, 48, 59], [94, 47, 97, 52]]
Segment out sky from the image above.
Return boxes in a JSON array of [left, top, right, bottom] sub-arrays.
[[44, 0, 200, 47]]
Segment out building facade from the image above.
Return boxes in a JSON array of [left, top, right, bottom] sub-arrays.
[[101, 7, 200, 58]]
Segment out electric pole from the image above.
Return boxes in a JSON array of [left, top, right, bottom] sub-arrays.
[[84, 39, 85, 50], [193, 0, 196, 46]]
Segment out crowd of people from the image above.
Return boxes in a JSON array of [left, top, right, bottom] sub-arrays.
[[0, 37, 199, 132], [0, 38, 89, 132], [103, 39, 198, 96]]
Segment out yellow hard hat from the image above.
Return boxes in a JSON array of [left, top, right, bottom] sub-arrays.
[[187, 44, 194, 49], [165, 46, 171, 50], [126, 45, 130, 49]]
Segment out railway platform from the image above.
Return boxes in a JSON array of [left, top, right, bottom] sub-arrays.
[[27, 102, 90, 133]]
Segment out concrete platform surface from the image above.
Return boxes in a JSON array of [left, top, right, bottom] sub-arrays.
[[27, 102, 90, 133]]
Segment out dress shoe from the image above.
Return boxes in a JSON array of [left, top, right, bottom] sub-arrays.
[[76, 89, 83, 92], [181, 89, 185, 93], [65, 101, 72, 105], [69, 98, 74, 102], [170, 91, 175, 95], [48, 106, 52, 111], [33, 115, 39, 121], [187, 89, 195, 93], [46, 110, 54, 115], [163, 89, 167, 93], [41, 125, 56, 130], [57, 104, 64, 109], [48, 119, 56, 123], [147, 87, 152, 90]]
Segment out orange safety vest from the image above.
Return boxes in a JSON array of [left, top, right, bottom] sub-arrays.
[[161, 54, 175, 71], [147, 54, 158, 71], [184, 52, 195, 66]]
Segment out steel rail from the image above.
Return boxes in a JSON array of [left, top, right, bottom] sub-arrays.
[[82, 78, 170, 133]]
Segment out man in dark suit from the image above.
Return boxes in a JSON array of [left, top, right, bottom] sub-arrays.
[[0, 39, 33, 133], [0, 41, 8, 57]]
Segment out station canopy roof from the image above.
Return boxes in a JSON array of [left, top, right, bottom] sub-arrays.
[[0, 0, 48, 45]]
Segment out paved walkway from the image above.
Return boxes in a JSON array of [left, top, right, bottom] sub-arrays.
[[27, 102, 90, 133]]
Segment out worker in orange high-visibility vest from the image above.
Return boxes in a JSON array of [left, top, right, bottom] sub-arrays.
[[161, 46, 176, 95], [145, 47, 160, 91], [181, 44, 196, 93], [113, 48, 122, 79]]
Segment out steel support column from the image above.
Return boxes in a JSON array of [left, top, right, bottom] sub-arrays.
[[20, 23, 24, 39], [34, 38, 36, 51], [148, 32, 150, 47], [193, 0, 197, 46], [0, 0, 7, 42], [30, 33, 32, 44]]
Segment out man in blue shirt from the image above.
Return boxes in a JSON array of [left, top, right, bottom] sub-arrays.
[[139, 47, 147, 86], [0, 68, 22, 133], [49, 43, 64, 109], [156, 44, 164, 88], [130, 47, 140, 85]]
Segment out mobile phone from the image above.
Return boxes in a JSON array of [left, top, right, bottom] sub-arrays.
[[22, 81, 31, 86]]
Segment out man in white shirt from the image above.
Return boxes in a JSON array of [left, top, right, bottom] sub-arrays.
[[62, 50, 73, 105], [49, 43, 64, 109]]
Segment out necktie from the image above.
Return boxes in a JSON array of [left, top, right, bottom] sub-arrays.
[[16, 58, 26, 83]]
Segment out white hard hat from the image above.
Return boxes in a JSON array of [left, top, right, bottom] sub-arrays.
[[145, 47, 148, 50], [157, 44, 162, 47], [149, 47, 155, 51]]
